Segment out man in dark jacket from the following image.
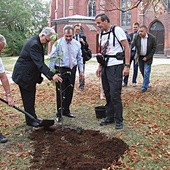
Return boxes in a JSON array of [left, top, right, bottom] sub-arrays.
[[12, 27, 62, 127], [132, 25, 156, 92], [123, 22, 140, 87], [73, 24, 89, 91]]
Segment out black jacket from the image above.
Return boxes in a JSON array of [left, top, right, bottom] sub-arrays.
[[76, 34, 89, 64], [131, 33, 156, 64], [12, 35, 55, 89]]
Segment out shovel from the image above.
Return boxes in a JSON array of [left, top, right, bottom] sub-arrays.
[[0, 97, 54, 128]]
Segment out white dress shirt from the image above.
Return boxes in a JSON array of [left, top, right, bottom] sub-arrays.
[[140, 34, 148, 56]]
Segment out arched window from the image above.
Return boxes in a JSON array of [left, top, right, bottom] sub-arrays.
[[120, 0, 131, 27], [88, 0, 96, 17]]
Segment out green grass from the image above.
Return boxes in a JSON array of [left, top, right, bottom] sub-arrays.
[[1, 56, 18, 72], [1, 55, 50, 72]]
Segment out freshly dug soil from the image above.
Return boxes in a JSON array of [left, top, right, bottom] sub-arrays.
[[29, 125, 129, 170]]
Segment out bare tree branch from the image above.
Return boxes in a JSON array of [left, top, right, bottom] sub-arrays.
[[99, 0, 143, 12], [99, 0, 164, 14]]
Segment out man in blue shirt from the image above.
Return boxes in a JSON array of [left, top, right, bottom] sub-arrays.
[[49, 25, 84, 122]]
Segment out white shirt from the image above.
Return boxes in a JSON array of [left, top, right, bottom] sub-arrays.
[[140, 34, 148, 56], [99, 26, 127, 66], [0, 58, 5, 73]]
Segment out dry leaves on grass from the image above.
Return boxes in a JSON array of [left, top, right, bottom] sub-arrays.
[[0, 76, 170, 169]]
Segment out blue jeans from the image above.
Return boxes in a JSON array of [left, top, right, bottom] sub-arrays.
[[123, 50, 138, 84], [138, 59, 151, 90]]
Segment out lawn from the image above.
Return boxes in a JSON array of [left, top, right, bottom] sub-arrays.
[[0, 57, 170, 170]]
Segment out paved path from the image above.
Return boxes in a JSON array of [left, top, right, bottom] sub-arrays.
[[2, 56, 170, 84], [85, 56, 170, 74]]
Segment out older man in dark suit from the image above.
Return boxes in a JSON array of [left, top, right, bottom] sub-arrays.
[[12, 27, 62, 127], [132, 25, 156, 92]]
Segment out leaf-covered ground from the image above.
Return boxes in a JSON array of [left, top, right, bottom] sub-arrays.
[[0, 64, 170, 170]]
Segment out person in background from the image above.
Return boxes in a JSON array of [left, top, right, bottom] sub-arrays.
[[131, 25, 156, 92], [123, 22, 140, 87], [49, 25, 84, 122], [0, 34, 15, 143], [12, 27, 62, 128], [95, 13, 130, 129], [73, 24, 88, 91]]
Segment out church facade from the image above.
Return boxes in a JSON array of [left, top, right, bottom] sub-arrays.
[[49, 0, 170, 56]]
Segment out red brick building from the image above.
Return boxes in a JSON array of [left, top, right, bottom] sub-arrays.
[[49, 0, 170, 56]]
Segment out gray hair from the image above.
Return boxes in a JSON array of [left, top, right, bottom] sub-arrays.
[[40, 27, 56, 36], [0, 34, 7, 46]]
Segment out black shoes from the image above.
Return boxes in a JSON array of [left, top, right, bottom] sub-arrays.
[[26, 121, 40, 127], [115, 122, 123, 129], [56, 116, 62, 122], [141, 88, 147, 93], [63, 113, 75, 118], [79, 87, 84, 91], [0, 133, 8, 143], [100, 117, 123, 129], [100, 117, 115, 126], [56, 112, 76, 122]]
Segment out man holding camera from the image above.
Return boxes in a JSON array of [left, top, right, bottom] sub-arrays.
[[95, 13, 130, 129]]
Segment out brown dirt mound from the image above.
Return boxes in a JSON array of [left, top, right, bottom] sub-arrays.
[[29, 126, 129, 170]]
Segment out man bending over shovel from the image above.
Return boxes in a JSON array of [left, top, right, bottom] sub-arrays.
[[12, 27, 62, 128]]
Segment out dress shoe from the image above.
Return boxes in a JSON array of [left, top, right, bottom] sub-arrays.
[[133, 83, 136, 87], [115, 122, 123, 130], [141, 88, 147, 93], [0, 133, 8, 143], [27, 121, 40, 127], [122, 82, 127, 87], [79, 86, 84, 91], [56, 116, 62, 122], [63, 113, 76, 118], [100, 117, 114, 126]]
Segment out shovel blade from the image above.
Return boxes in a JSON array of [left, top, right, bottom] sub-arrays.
[[39, 119, 54, 128]]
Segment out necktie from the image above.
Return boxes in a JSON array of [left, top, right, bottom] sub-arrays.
[[75, 34, 78, 41], [68, 43, 73, 69]]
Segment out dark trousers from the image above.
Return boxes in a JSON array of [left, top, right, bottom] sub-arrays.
[[101, 64, 124, 124], [123, 50, 138, 84], [19, 85, 37, 124], [55, 66, 77, 114]]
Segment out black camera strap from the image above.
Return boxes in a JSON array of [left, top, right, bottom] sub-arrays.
[[99, 27, 112, 54]]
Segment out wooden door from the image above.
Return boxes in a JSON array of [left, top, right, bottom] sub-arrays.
[[149, 21, 164, 54]]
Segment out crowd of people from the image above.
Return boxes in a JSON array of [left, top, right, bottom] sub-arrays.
[[0, 13, 156, 143]]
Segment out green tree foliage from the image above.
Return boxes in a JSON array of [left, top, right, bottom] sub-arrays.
[[0, 0, 49, 56]]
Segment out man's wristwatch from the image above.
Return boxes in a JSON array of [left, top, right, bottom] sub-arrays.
[[124, 64, 130, 68]]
